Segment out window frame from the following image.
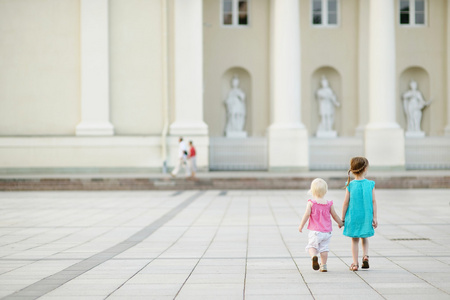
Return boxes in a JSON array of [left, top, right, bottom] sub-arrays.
[[311, 0, 340, 28], [399, 0, 427, 27], [220, 0, 250, 28]]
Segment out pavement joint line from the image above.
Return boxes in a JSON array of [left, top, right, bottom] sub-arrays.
[[0, 194, 170, 273], [243, 196, 250, 300], [374, 248, 450, 296], [35, 193, 172, 260], [330, 248, 388, 300], [2, 255, 450, 262], [268, 196, 315, 299], [104, 190, 217, 299], [3, 191, 205, 300], [174, 195, 233, 299], [0, 208, 87, 248], [283, 194, 387, 299]]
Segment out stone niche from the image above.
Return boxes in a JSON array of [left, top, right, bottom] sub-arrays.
[[398, 66, 430, 136], [221, 67, 251, 136], [310, 66, 342, 137]]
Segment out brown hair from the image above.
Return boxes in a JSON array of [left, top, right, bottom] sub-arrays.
[[345, 156, 369, 187]]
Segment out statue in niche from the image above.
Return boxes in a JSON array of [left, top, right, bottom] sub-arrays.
[[224, 75, 247, 138], [402, 80, 431, 137], [316, 76, 340, 138]]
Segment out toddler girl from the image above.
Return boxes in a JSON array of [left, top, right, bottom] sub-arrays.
[[342, 156, 378, 271], [299, 178, 344, 272]]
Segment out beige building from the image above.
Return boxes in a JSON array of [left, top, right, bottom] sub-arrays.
[[0, 0, 449, 172]]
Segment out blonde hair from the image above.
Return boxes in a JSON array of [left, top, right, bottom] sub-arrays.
[[345, 156, 369, 187], [308, 178, 328, 198]]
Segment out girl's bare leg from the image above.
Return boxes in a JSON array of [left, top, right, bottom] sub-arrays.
[[309, 248, 318, 258], [361, 238, 369, 257], [351, 238, 359, 265], [320, 251, 328, 265]]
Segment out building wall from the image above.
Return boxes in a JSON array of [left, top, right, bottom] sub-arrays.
[[395, 0, 447, 136], [300, 0, 359, 137], [0, 0, 80, 135], [109, 0, 163, 135], [0, 0, 448, 171], [203, 0, 270, 137]]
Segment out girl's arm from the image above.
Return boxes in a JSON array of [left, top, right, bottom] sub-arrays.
[[372, 188, 378, 228], [341, 189, 350, 222], [330, 204, 344, 228], [299, 202, 312, 233]]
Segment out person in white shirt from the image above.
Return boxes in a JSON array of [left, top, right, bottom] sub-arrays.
[[171, 137, 191, 177]]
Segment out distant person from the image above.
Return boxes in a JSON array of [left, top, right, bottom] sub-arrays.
[[342, 157, 378, 271], [299, 178, 344, 272], [188, 140, 197, 179], [171, 137, 191, 178]]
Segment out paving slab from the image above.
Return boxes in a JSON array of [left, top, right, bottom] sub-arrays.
[[0, 189, 449, 299]]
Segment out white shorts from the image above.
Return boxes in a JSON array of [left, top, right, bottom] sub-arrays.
[[305, 230, 332, 253]]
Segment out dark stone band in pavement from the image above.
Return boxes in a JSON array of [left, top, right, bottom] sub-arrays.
[[0, 175, 449, 191], [4, 191, 204, 300]]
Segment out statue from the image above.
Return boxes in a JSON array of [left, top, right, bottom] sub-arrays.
[[224, 75, 247, 137], [316, 76, 340, 138], [402, 80, 431, 137]]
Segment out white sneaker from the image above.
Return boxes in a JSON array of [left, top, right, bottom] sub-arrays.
[[320, 264, 327, 272]]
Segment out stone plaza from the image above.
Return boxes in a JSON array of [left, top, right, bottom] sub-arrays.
[[1, 188, 449, 299]]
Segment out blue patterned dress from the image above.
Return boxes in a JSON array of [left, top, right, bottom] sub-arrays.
[[343, 179, 375, 238]]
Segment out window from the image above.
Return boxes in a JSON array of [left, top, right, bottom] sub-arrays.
[[312, 0, 339, 27], [222, 0, 249, 27], [400, 0, 426, 26]]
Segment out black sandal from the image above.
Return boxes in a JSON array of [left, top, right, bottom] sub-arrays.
[[362, 255, 369, 269], [312, 256, 320, 270]]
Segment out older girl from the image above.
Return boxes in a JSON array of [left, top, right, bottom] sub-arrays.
[[342, 157, 378, 271]]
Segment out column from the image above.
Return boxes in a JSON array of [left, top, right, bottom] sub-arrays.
[[364, 0, 405, 168], [169, 0, 208, 168], [76, 0, 114, 136], [445, 0, 450, 136], [268, 0, 308, 171], [169, 0, 208, 136], [355, 0, 370, 137]]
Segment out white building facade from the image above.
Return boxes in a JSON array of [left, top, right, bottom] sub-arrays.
[[0, 0, 449, 172]]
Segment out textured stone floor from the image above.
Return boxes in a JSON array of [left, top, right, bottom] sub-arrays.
[[0, 189, 449, 299]]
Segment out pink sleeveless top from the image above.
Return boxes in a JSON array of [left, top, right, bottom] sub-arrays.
[[307, 199, 333, 232]]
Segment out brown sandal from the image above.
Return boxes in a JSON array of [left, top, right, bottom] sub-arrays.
[[362, 255, 369, 269], [312, 256, 320, 270], [350, 263, 359, 271]]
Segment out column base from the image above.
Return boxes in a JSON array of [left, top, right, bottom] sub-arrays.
[[364, 127, 405, 168], [316, 130, 337, 138], [76, 121, 114, 136], [268, 125, 309, 171], [225, 131, 247, 138], [445, 125, 450, 137], [355, 125, 365, 138], [405, 131, 425, 138]]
